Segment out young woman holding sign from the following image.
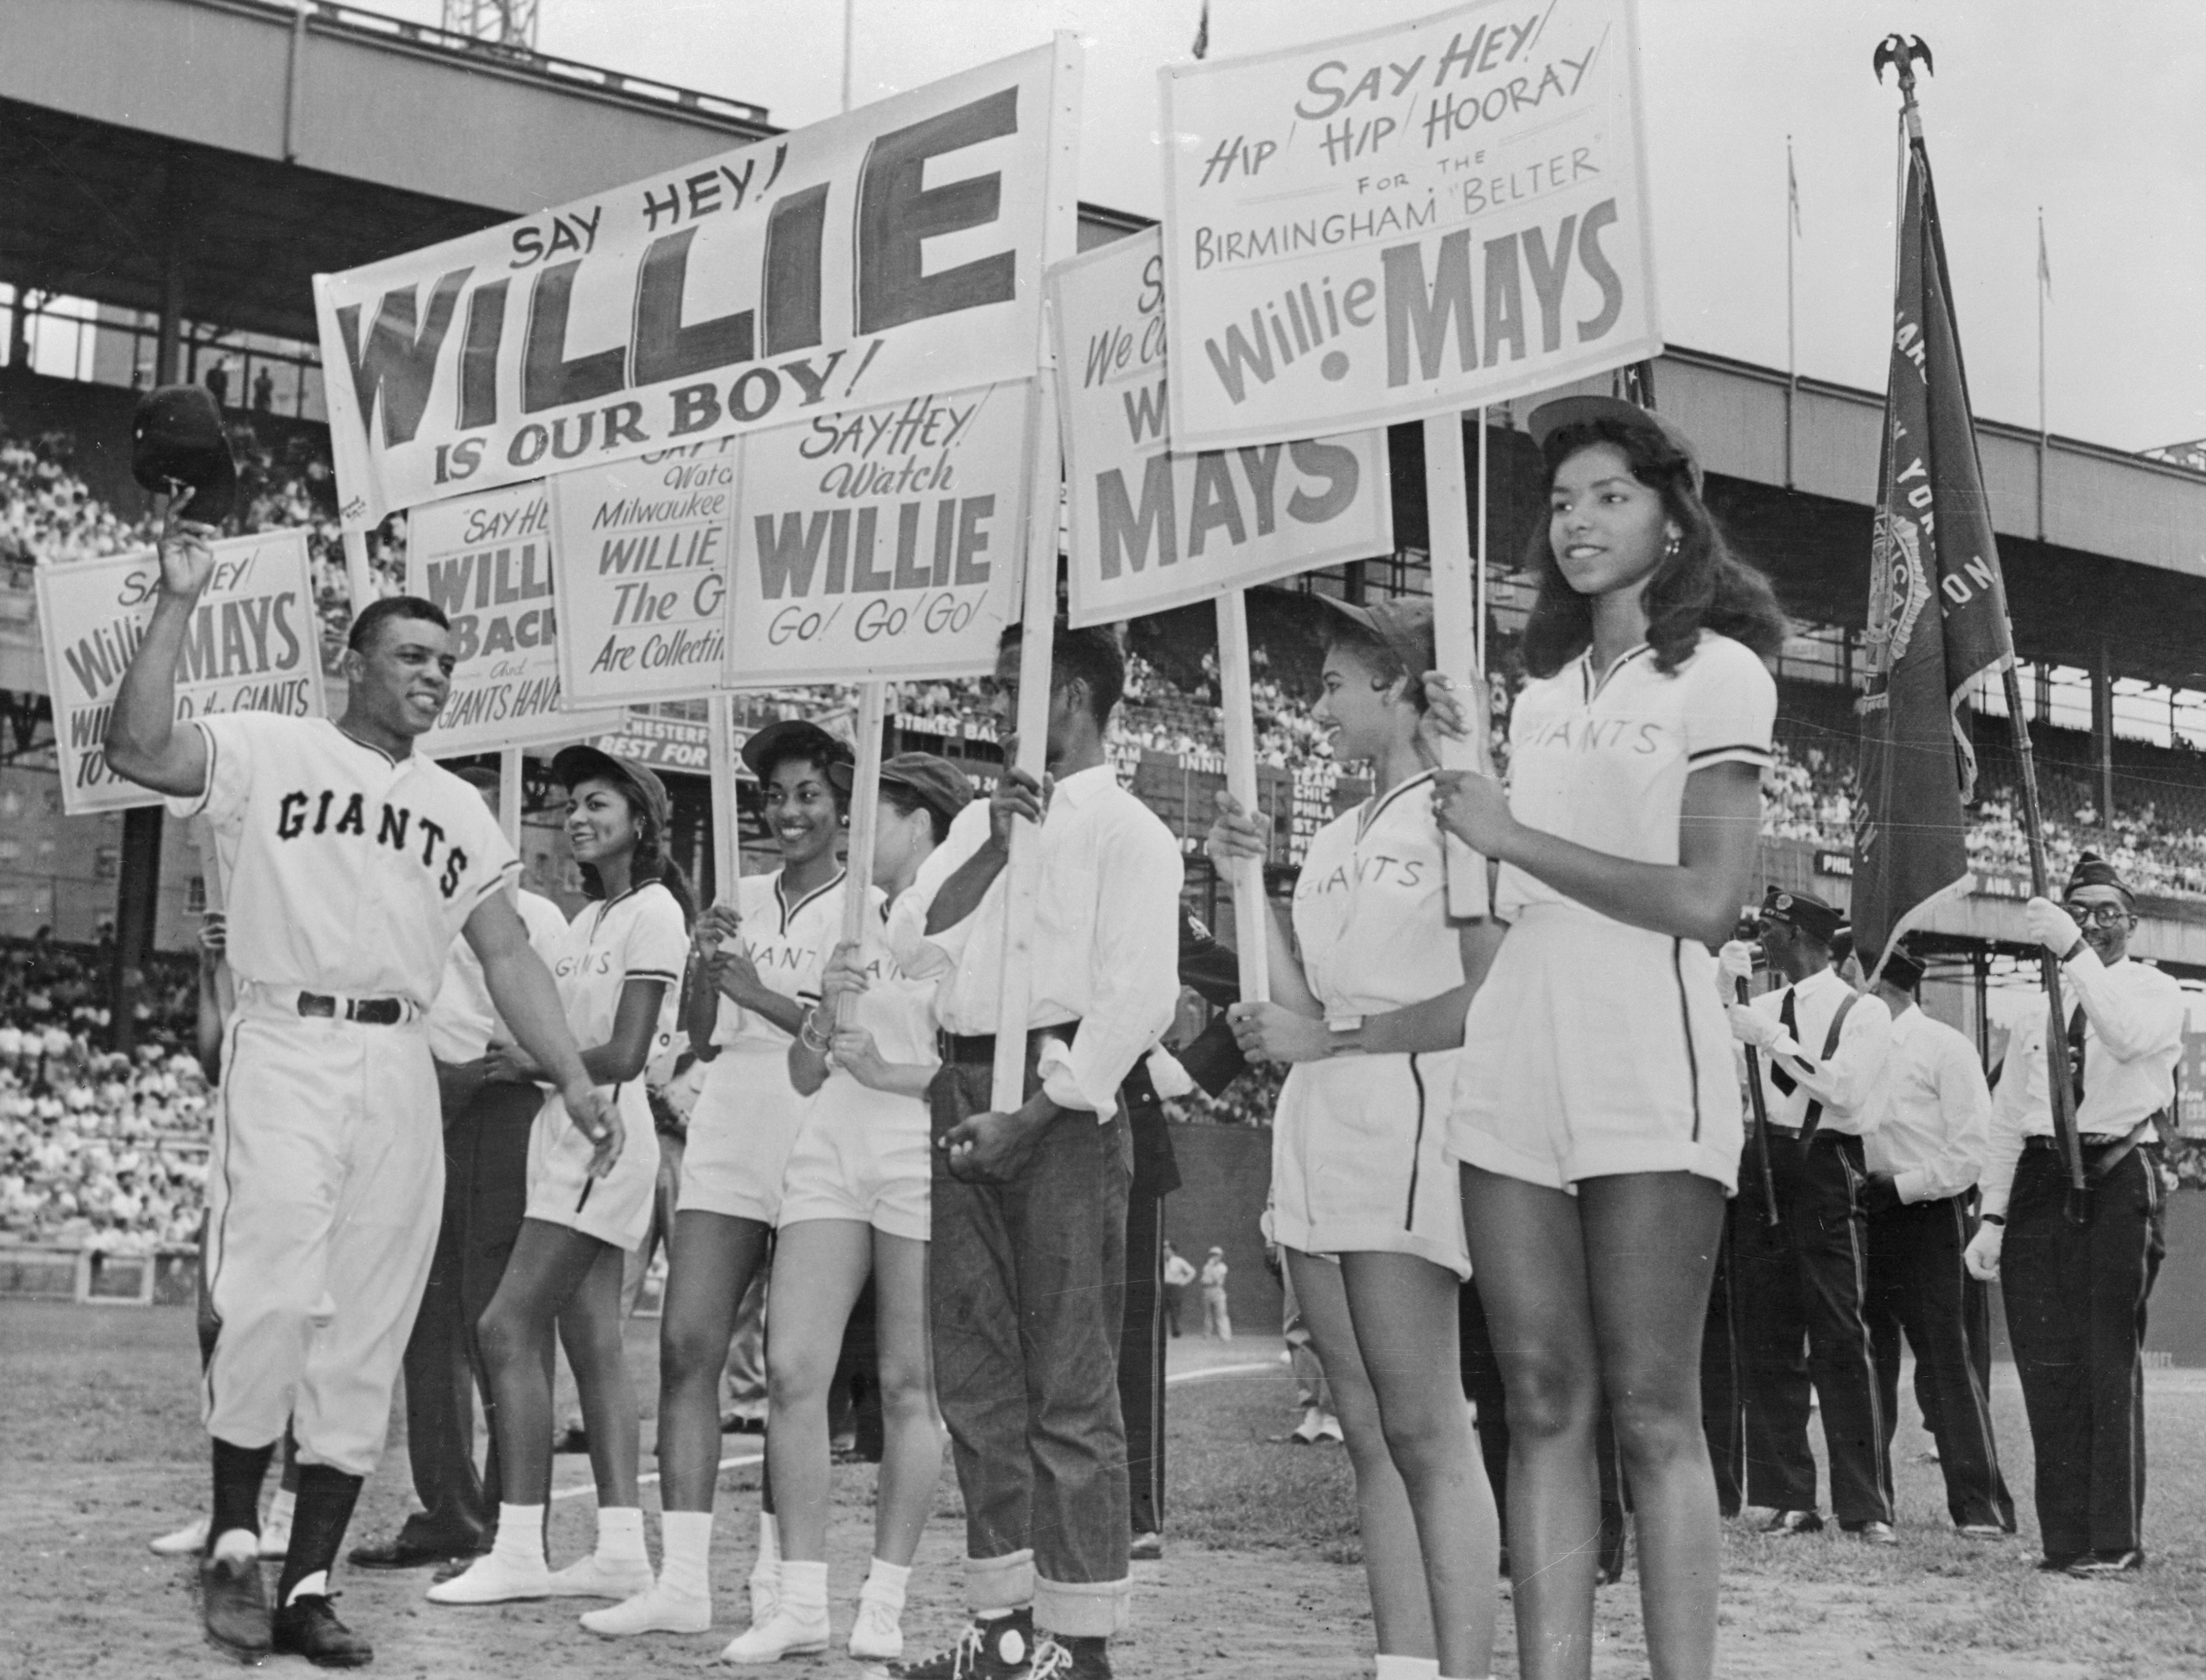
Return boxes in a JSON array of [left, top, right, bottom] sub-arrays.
[[1426, 398, 1785, 1680], [1206, 596, 1500, 1680], [717, 753, 965, 1665], [429, 748, 692, 1608], [584, 721, 854, 1641]]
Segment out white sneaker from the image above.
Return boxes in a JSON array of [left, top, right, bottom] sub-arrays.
[[150, 1515, 209, 1557], [426, 1551, 554, 1604], [717, 1607, 829, 1663], [257, 1515, 292, 1560], [546, 1553, 656, 1600], [580, 1579, 713, 1636], [748, 1563, 780, 1626], [847, 1594, 904, 1661], [1315, 1413, 1344, 1444], [1289, 1406, 1322, 1445]]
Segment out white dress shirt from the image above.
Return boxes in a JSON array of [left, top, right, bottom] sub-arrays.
[[888, 762, 1183, 1117], [1863, 1003, 1992, 1203], [1748, 966, 1893, 1137], [1980, 950, 2185, 1217], [425, 887, 570, 1063]]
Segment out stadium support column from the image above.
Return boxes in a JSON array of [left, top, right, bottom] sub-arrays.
[[2091, 640, 2114, 841], [108, 180, 187, 1056]]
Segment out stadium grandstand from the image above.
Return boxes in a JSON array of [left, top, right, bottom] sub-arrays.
[[8, 0, 2206, 1257]]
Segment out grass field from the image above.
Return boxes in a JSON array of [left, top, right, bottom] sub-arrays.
[[5, 1299, 2204, 1678]]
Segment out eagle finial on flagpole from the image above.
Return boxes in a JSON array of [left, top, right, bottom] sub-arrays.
[[1873, 34, 1933, 135]]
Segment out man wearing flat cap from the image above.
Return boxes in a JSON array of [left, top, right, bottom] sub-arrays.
[[1859, 942, 2014, 1537], [1723, 885, 1897, 1541], [1966, 854, 2184, 1577]]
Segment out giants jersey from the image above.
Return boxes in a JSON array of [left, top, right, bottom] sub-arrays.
[[551, 880, 690, 1068], [711, 869, 848, 1053], [1498, 631, 1775, 921], [168, 714, 517, 1006], [1291, 770, 1463, 1017]]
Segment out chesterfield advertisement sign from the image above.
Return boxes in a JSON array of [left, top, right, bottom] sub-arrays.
[[1158, 0, 1658, 449], [36, 530, 328, 815], [314, 40, 1080, 528]]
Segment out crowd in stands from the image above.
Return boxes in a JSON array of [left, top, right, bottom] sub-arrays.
[[0, 937, 210, 1253], [0, 427, 151, 570]]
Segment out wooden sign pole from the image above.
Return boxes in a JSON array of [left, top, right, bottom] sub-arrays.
[[1214, 591, 1271, 1003], [1422, 413, 1494, 920], [837, 680, 889, 1026]]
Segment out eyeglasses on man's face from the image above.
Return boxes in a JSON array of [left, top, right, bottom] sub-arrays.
[[2062, 901, 2132, 929]]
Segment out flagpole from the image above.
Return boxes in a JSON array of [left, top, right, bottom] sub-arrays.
[[1785, 135, 1798, 489], [1881, 39, 2085, 1203], [2036, 207, 2048, 540]]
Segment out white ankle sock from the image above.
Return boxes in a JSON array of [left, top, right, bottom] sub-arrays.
[[493, 1504, 547, 1569], [779, 1559, 828, 1621], [861, 1556, 911, 1612], [210, 1527, 257, 1564], [756, 1512, 780, 1566], [1373, 1656, 1439, 1680], [660, 1510, 714, 1600], [286, 1569, 328, 1605], [596, 1505, 648, 1565]]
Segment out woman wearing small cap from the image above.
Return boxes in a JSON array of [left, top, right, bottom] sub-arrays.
[[1426, 397, 1786, 1680], [586, 719, 852, 1641], [1206, 598, 1500, 1680], [717, 753, 965, 1664], [430, 747, 694, 1607]]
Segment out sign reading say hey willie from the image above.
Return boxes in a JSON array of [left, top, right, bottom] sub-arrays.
[[36, 529, 327, 814], [1052, 229, 1390, 627], [1158, 0, 1658, 450], [725, 381, 1032, 682], [314, 39, 1080, 529], [407, 482, 626, 753]]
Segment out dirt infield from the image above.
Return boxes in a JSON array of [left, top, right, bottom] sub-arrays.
[[5, 1299, 2203, 1679]]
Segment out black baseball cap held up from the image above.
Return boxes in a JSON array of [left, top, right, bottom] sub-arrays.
[[131, 385, 239, 524]]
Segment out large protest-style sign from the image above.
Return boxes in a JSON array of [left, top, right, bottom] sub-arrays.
[[1051, 229, 1391, 627], [1158, 0, 1658, 450], [313, 39, 1082, 530], [725, 381, 1032, 682], [549, 438, 738, 709], [407, 482, 626, 753], [36, 530, 328, 815]]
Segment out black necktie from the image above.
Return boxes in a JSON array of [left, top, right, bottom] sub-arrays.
[[2067, 1001, 2088, 1109], [1771, 989, 1800, 1095]]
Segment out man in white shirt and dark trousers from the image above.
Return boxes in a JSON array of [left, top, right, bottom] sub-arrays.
[[1966, 853, 2182, 1578], [1858, 941, 2014, 1536], [1726, 887, 1897, 1542], [887, 624, 1182, 1680]]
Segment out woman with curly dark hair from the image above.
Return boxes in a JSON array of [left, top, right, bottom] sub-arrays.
[[1426, 397, 1786, 1680]]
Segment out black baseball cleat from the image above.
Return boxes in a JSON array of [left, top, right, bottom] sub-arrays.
[[886, 1609, 1036, 1679], [1027, 1633, 1112, 1679], [270, 1594, 374, 1667], [199, 1552, 272, 1662]]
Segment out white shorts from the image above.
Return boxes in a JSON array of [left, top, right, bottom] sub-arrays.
[[1270, 1049, 1470, 1279], [1450, 904, 1743, 1193], [777, 1080, 930, 1242], [526, 1079, 660, 1251], [676, 1046, 810, 1225]]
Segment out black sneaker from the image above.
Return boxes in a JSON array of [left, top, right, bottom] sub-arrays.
[[1761, 1509, 1825, 1536], [270, 1594, 374, 1667], [2067, 1549, 2144, 1578], [887, 1609, 1036, 1679], [1027, 1633, 1112, 1679], [199, 1552, 272, 1661]]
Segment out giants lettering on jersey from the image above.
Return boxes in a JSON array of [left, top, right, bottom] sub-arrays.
[[274, 789, 472, 899], [1295, 853, 1426, 900], [1517, 716, 1663, 754]]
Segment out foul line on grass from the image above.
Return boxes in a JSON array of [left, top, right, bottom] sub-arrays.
[[549, 1364, 1277, 1501]]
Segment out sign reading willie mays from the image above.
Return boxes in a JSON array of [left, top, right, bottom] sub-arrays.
[[313, 39, 1080, 528], [1158, 0, 1659, 450]]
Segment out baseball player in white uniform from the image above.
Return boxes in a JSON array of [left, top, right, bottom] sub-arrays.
[[586, 717, 853, 1641], [1428, 396, 1786, 1680], [1208, 596, 1497, 1680], [718, 753, 966, 1665], [431, 745, 691, 1608], [102, 512, 613, 1668]]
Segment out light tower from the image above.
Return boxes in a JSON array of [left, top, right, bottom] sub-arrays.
[[441, 0, 539, 49]]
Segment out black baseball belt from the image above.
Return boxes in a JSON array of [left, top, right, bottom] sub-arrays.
[[297, 991, 406, 1026], [938, 1019, 1080, 1065]]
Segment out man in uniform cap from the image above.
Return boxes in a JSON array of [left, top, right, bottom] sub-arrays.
[[1859, 941, 2014, 1536], [1966, 854, 2183, 1576], [1723, 886, 1898, 1541]]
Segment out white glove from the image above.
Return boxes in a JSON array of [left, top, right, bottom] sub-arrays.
[[1719, 940, 1757, 984], [1963, 1222, 2004, 1281], [2025, 896, 2082, 956], [1727, 1003, 1786, 1051]]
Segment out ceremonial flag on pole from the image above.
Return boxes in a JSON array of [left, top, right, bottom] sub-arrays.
[[1851, 124, 2017, 974]]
